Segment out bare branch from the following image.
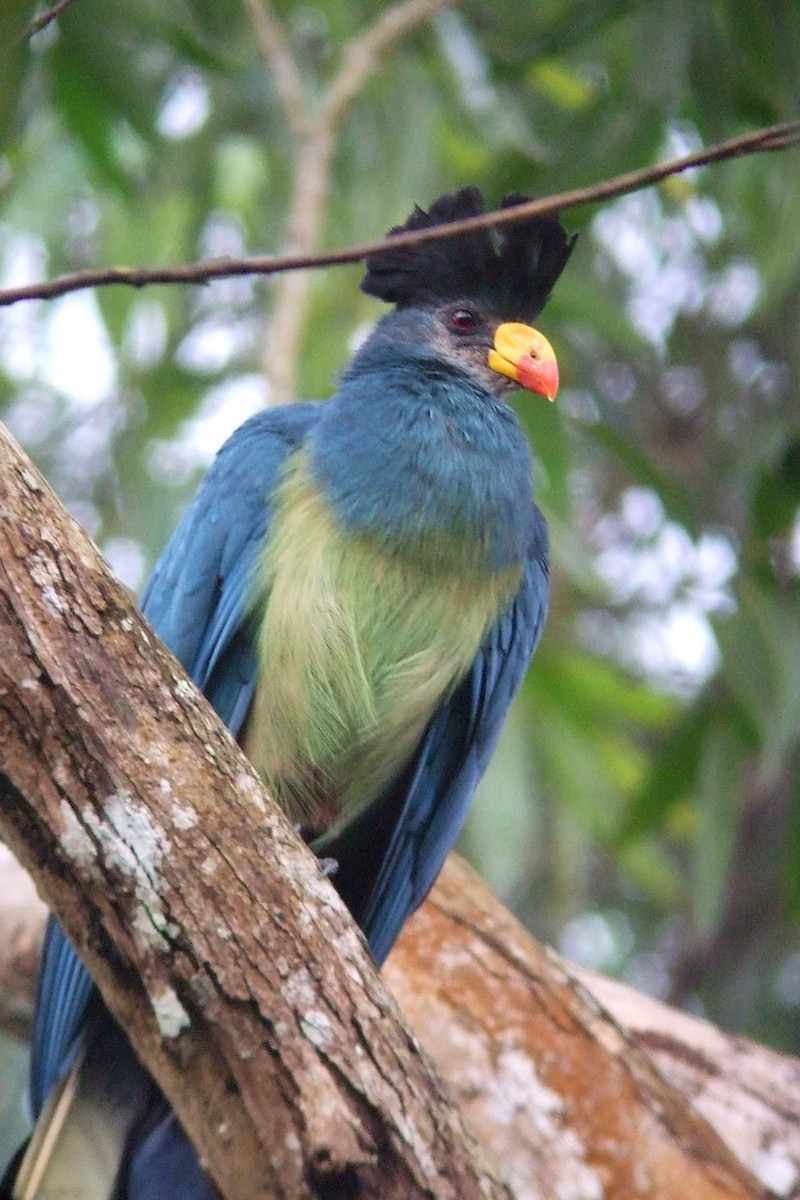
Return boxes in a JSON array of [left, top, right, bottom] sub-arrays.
[[265, 137, 336, 406], [322, 0, 457, 130], [264, 0, 458, 405], [0, 118, 797, 310], [241, 0, 312, 140], [24, 0, 80, 40]]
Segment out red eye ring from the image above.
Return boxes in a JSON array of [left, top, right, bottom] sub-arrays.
[[450, 308, 478, 331]]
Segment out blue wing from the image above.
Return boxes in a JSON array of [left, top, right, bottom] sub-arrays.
[[327, 513, 550, 965], [30, 404, 321, 1113], [140, 403, 323, 736], [29, 918, 98, 1115]]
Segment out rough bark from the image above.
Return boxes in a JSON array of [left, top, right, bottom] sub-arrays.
[[0, 422, 509, 1200], [388, 859, 787, 1200], [4, 849, 796, 1198], [583, 969, 800, 1199]]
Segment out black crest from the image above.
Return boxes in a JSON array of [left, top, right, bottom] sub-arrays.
[[361, 186, 576, 322]]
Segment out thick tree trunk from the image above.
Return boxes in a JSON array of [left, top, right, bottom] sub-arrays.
[[0, 423, 509, 1200], [0, 420, 791, 1200]]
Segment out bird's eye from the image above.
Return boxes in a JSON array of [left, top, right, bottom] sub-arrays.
[[450, 308, 479, 332]]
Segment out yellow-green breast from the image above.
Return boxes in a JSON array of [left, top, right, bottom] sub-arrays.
[[242, 449, 522, 838]]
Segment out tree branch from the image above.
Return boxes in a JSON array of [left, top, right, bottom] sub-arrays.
[[258, 0, 458, 406], [0, 423, 510, 1200], [0, 118, 797, 311], [321, 0, 456, 130], [387, 857, 790, 1199], [3, 840, 794, 1197], [241, 0, 312, 140], [24, 0, 80, 40]]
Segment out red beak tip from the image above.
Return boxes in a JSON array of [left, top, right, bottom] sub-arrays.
[[517, 355, 559, 399]]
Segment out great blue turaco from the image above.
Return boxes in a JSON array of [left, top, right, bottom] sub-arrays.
[[4, 187, 575, 1199]]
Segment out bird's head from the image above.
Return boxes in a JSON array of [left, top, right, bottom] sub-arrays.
[[361, 187, 575, 403]]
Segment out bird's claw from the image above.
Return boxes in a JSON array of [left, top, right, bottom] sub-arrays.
[[291, 823, 337, 875]]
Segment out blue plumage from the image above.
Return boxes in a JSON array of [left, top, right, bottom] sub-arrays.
[[7, 188, 572, 1200], [29, 920, 97, 1117], [310, 320, 540, 568], [141, 403, 321, 735]]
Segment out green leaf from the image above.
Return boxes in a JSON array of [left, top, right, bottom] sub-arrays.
[[691, 708, 749, 935], [716, 577, 800, 784], [783, 764, 800, 916], [518, 397, 573, 523], [619, 695, 712, 842], [751, 441, 800, 539], [617, 838, 683, 907]]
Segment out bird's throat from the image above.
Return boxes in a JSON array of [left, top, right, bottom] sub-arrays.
[[308, 359, 538, 571]]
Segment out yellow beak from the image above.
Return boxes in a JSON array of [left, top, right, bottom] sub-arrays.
[[488, 322, 559, 401]]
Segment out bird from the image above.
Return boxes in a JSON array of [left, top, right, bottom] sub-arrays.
[[4, 186, 575, 1199]]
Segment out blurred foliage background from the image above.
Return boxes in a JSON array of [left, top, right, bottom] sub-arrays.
[[0, 0, 799, 1155]]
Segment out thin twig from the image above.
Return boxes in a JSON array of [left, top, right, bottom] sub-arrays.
[[0, 119, 797, 310], [25, 0, 80, 39]]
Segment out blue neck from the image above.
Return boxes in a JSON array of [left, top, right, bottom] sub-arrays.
[[308, 338, 538, 570]]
